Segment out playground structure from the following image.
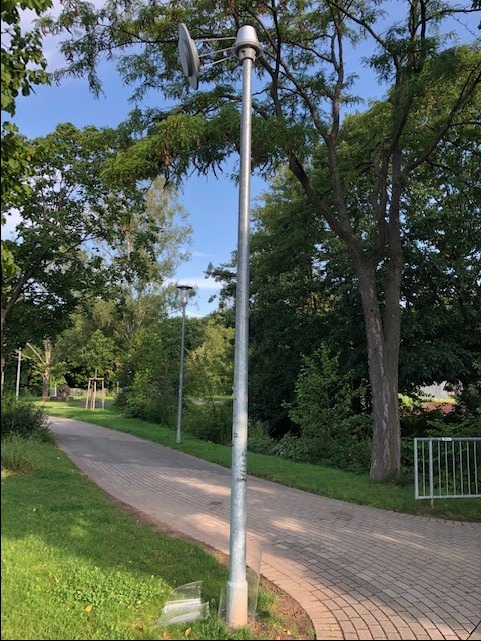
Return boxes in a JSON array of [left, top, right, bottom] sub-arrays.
[[85, 377, 105, 410]]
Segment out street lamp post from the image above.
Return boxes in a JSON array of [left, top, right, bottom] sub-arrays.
[[176, 284, 193, 444], [178, 22, 260, 629], [226, 26, 260, 629]]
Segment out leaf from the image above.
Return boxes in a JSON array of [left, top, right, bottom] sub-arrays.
[[85, 604, 92, 613], [162, 632, 170, 640], [184, 628, 191, 637]]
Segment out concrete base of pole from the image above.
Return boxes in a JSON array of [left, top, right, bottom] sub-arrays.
[[226, 578, 249, 628]]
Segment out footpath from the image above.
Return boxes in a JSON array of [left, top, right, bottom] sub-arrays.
[[49, 416, 481, 641]]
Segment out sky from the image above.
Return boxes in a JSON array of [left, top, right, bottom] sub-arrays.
[[5, 2, 478, 317], [8, 28, 270, 317]]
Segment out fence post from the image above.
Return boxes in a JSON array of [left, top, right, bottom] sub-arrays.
[[428, 440, 434, 509], [414, 439, 419, 500]]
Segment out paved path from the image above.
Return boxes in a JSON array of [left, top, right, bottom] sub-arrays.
[[49, 417, 481, 641]]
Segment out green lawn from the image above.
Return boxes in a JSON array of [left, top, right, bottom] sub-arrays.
[[42, 399, 481, 522]]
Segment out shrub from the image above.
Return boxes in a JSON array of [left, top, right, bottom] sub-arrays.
[[1, 395, 51, 442], [272, 420, 372, 473], [285, 346, 372, 472], [247, 421, 275, 455], [272, 432, 310, 463], [183, 399, 233, 445], [1, 433, 35, 473], [116, 324, 181, 427], [119, 368, 178, 426]]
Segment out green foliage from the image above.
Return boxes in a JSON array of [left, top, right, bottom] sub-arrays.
[[271, 432, 310, 463], [0, 395, 51, 441], [1, 0, 51, 116], [0, 241, 17, 278], [246, 421, 276, 456], [456, 358, 481, 416], [2, 133, 191, 362], [186, 316, 234, 398], [183, 400, 233, 445], [102, 114, 208, 185], [288, 345, 366, 439], [1, 0, 51, 211], [118, 323, 180, 425], [287, 345, 371, 470], [122, 367, 178, 426], [0, 124, 36, 210], [247, 172, 331, 434], [73, 329, 118, 381]]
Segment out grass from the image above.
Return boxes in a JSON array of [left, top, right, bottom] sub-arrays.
[[41, 399, 481, 522], [1, 435, 313, 640]]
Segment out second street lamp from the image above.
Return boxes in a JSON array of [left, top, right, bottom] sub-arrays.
[[176, 284, 193, 444]]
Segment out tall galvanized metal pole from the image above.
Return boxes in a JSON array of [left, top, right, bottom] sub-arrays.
[[176, 284, 192, 444], [177, 22, 260, 628], [226, 25, 260, 629]]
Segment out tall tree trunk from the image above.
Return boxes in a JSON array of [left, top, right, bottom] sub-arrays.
[[42, 371, 50, 402], [354, 257, 402, 481]]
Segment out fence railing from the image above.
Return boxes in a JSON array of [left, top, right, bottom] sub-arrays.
[[414, 437, 481, 503]]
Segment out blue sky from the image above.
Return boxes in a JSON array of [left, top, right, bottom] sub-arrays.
[[7, 2, 477, 317], [10, 49, 269, 317]]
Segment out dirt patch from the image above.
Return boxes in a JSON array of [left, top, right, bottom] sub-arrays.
[[105, 491, 315, 640]]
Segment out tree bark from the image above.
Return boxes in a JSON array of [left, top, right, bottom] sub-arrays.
[[352, 255, 402, 481], [42, 371, 49, 402]]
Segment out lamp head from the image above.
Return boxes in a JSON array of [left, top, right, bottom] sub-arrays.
[[177, 284, 193, 306], [178, 23, 200, 89]]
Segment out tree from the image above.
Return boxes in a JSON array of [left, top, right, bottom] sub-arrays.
[[288, 344, 371, 468], [118, 319, 185, 425], [1, 126, 190, 353], [246, 171, 367, 435], [1, 0, 51, 210], [1, 0, 53, 370], [41, 1, 480, 479], [399, 116, 481, 398], [186, 315, 234, 398], [24, 339, 66, 401]]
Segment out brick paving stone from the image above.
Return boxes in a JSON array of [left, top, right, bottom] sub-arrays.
[[49, 417, 481, 641], [352, 629, 373, 640], [469, 622, 481, 640]]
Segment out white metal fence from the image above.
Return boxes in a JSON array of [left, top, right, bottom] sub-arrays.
[[414, 437, 481, 502]]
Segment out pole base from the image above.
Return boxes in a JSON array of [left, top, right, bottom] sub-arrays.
[[226, 578, 248, 628]]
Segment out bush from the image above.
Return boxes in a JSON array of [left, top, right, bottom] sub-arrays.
[[272, 419, 372, 473], [286, 344, 372, 472], [272, 432, 310, 462], [118, 370, 178, 426], [1, 396, 52, 442], [247, 421, 275, 455], [400, 402, 481, 483], [183, 399, 233, 445], [401, 403, 481, 439], [1, 433, 35, 473]]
